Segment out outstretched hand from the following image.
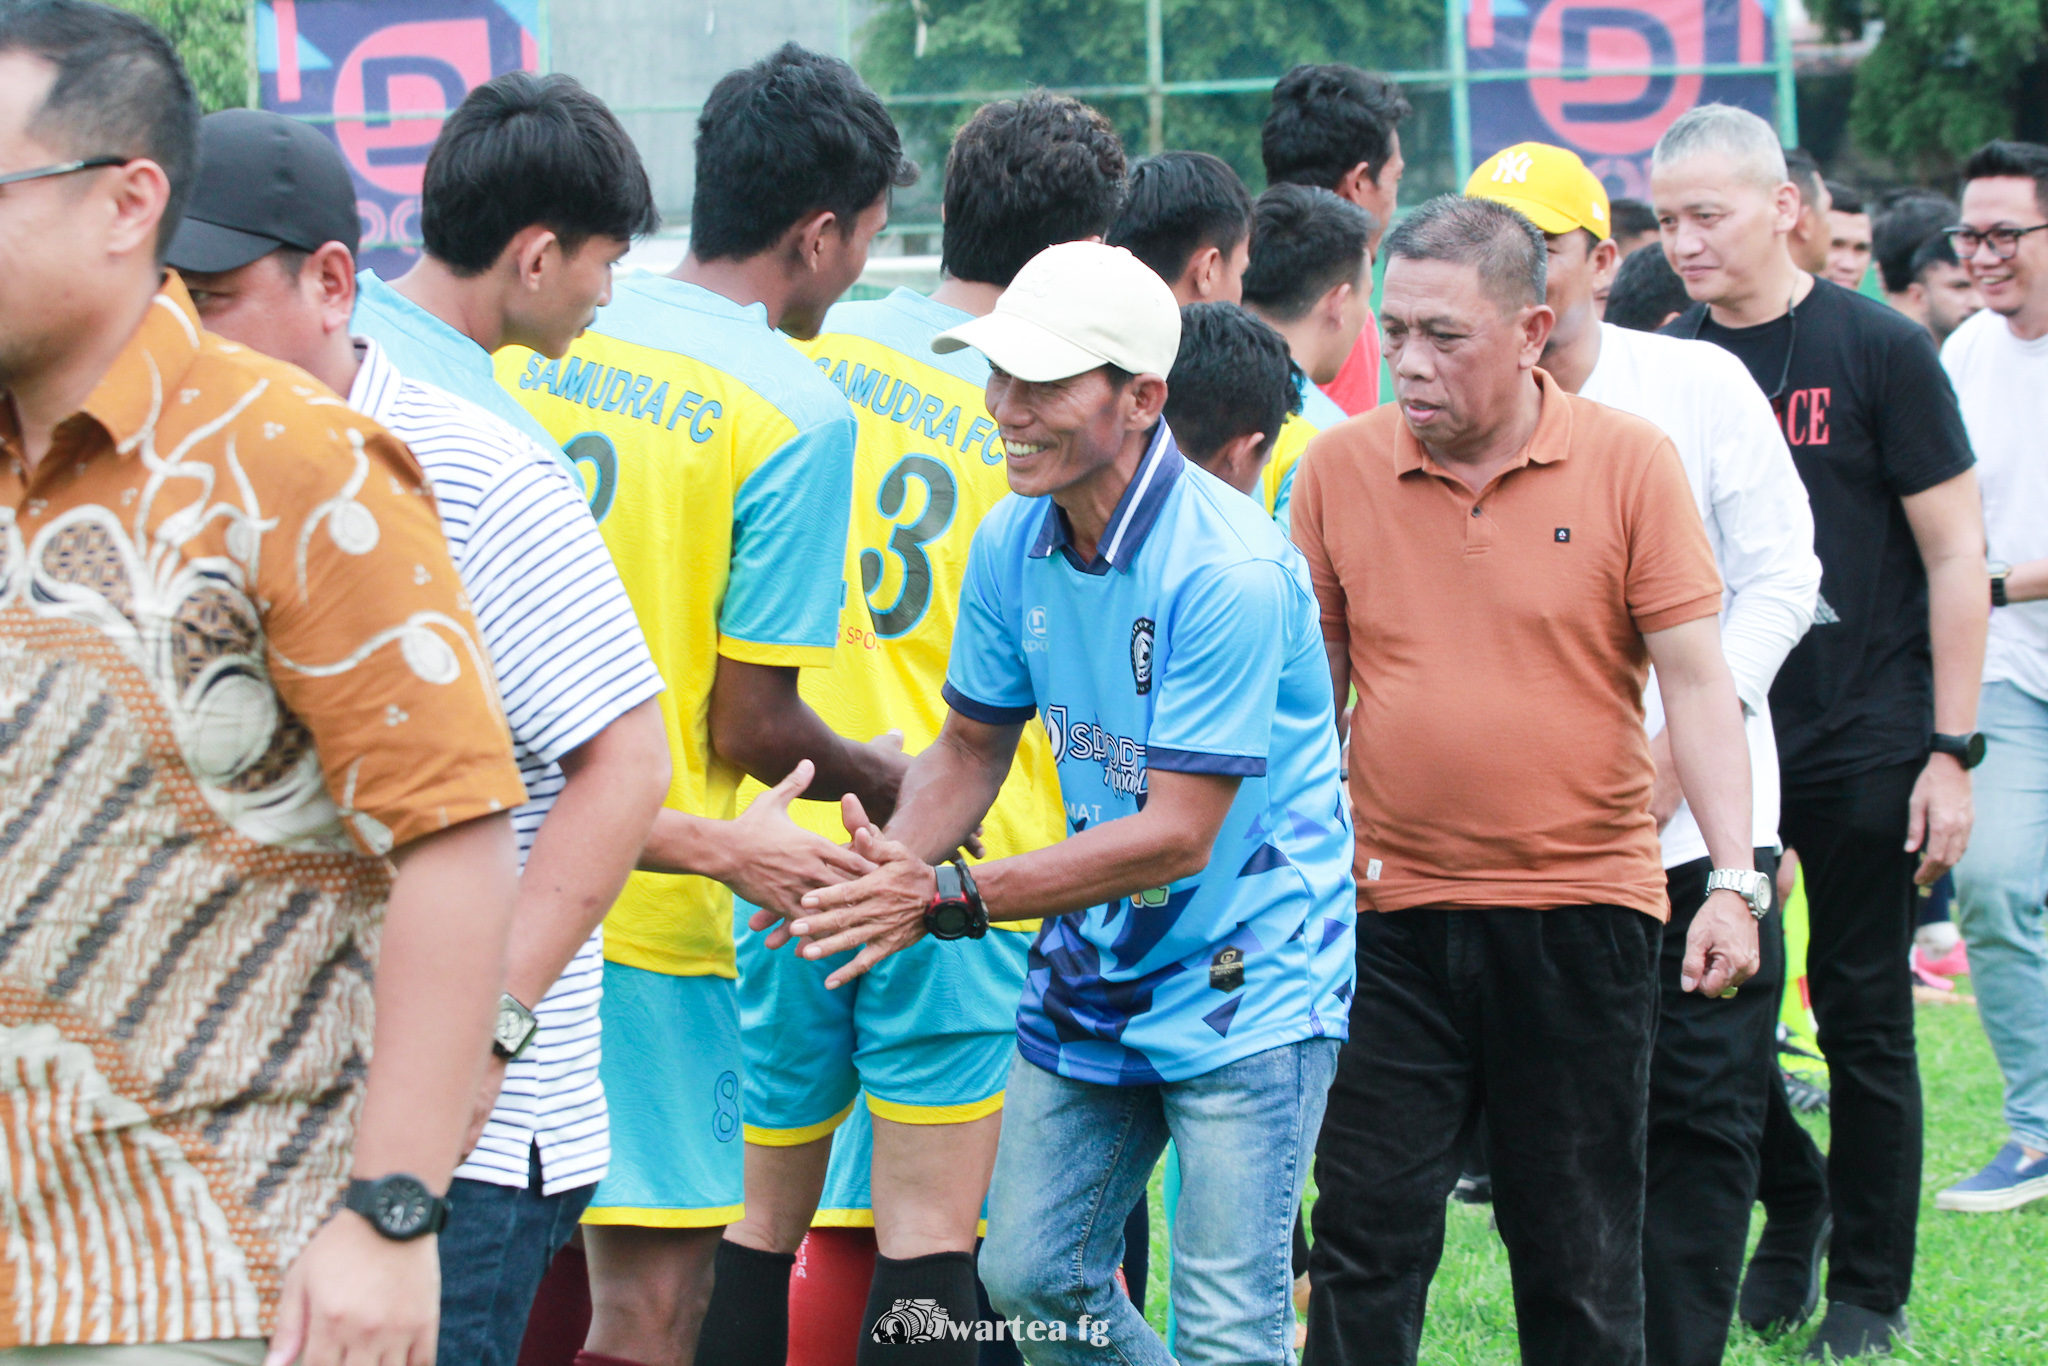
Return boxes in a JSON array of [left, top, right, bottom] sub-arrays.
[[735, 760, 875, 947], [787, 828, 938, 989]]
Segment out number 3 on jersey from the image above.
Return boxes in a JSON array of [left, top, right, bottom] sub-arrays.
[[861, 454, 957, 637]]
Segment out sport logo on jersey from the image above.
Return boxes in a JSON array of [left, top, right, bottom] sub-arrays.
[[1131, 617, 1155, 695]]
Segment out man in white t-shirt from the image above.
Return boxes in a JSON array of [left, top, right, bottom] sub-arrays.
[[1470, 145, 1821, 1366], [1940, 139, 2048, 1215]]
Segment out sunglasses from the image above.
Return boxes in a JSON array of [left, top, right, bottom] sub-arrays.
[[1944, 223, 2048, 261], [0, 155, 129, 190]]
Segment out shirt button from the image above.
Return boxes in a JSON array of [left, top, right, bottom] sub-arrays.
[[1471, 506, 1482, 517]]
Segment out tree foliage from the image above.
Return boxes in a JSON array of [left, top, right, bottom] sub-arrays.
[[1808, 0, 2046, 172], [857, 0, 1445, 205], [111, 0, 249, 113]]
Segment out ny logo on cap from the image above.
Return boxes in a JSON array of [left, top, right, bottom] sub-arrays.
[[1490, 151, 1534, 184]]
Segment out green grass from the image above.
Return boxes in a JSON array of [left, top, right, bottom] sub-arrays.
[[1138, 991, 2048, 1361]]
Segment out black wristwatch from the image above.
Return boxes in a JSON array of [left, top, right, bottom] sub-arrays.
[[1930, 732, 1987, 769], [1990, 561, 2011, 608], [344, 1173, 450, 1241], [924, 859, 989, 940]]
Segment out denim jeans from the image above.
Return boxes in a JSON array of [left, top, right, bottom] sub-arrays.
[[438, 1148, 595, 1366], [1953, 681, 2048, 1152], [979, 1040, 1340, 1366]]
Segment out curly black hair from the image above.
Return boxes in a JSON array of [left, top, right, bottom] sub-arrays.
[[941, 92, 1127, 287]]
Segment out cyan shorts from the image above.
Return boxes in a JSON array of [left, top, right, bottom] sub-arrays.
[[734, 909, 1029, 1141], [581, 962, 745, 1227]]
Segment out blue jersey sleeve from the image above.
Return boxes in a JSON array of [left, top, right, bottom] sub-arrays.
[[941, 519, 1037, 724], [1147, 559, 1288, 776], [721, 413, 856, 657]]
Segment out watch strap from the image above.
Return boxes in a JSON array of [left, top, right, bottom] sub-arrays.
[[1705, 868, 1772, 920]]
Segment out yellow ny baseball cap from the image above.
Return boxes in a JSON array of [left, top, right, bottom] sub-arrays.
[[1465, 143, 1611, 240]]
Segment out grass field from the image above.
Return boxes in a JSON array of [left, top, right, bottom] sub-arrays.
[[1139, 988, 2048, 1362]]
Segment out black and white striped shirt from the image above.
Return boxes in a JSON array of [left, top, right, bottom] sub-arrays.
[[350, 338, 664, 1195]]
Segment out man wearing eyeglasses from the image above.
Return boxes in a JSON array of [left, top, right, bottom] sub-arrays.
[[1940, 139, 2048, 1218], [1652, 105, 1986, 1362]]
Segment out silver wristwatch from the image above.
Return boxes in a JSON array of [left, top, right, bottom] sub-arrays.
[[492, 991, 539, 1060], [1705, 868, 1773, 920]]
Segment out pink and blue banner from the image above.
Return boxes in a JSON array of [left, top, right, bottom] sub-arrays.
[[1466, 0, 1781, 201], [257, 0, 541, 278]]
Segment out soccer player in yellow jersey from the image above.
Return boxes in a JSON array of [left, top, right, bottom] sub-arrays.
[[700, 94, 1129, 1366], [498, 46, 915, 1366], [1240, 184, 1376, 531]]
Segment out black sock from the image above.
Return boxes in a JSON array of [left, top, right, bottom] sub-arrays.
[[692, 1240, 795, 1366], [859, 1250, 980, 1365]]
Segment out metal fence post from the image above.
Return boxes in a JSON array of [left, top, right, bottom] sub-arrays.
[[1773, 0, 1799, 148], [244, 0, 259, 109], [1145, 0, 1165, 156], [1446, 0, 1471, 183]]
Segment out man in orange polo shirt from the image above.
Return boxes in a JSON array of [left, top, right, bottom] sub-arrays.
[[1293, 194, 1767, 1366]]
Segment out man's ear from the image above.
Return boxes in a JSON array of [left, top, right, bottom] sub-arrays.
[[1217, 428, 1271, 491], [1126, 373, 1169, 427], [1182, 245, 1224, 301], [1321, 278, 1356, 328], [307, 240, 359, 335], [106, 158, 172, 260], [1335, 161, 1375, 206], [789, 209, 840, 275], [507, 224, 561, 293], [1519, 302, 1557, 363], [1591, 237, 1619, 276]]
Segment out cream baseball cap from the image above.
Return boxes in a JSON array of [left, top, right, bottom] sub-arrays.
[[932, 241, 1181, 382]]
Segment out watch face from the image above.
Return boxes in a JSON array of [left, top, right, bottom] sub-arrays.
[[1967, 732, 1988, 768], [495, 998, 529, 1050], [372, 1175, 435, 1237], [930, 903, 969, 938]]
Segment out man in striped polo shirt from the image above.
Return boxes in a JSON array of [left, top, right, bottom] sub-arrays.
[[169, 109, 873, 1366]]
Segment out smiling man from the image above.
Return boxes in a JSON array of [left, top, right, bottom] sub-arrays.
[[773, 241, 1354, 1366], [1652, 104, 1985, 1361], [1940, 140, 2048, 1218], [1293, 194, 1761, 1366]]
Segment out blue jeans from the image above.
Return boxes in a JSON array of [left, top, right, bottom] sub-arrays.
[[1953, 680, 2048, 1152], [979, 1039, 1340, 1366], [437, 1148, 595, 1366]]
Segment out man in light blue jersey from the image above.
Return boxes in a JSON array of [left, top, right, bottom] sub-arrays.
[[352, 71, 660, 481], [1240, 184, 1372, 529], [778, 242, 1354, 1366], [712, 93, 1128, 1366]]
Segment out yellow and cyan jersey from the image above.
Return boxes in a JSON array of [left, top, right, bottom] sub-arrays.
[[758, 288, 1066, 891], [498, 274, 854, 978], [1261, 375, 1354, 534]]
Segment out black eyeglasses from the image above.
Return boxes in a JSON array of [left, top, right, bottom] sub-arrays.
[[1944, 223, 2048, 261], [0, 156, 128, 190]]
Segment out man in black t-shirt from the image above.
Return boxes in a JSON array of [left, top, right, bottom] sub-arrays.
[[1651, 105, 1987, 1364]]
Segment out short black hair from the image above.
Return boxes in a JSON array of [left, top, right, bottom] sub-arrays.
[[942, 93, 1127, 288], [1961, 139, 2048, 218], [1107, 151, 1252, 287], [1241, 184, 1372, 322], [1262, 64, 1411, 191], [0, 0, 197, 258], [1384, 194, 1546, 313], [690, 45, 914, 262], [1165, 303, 1301, 465], [1825, 180, 1865, 216], [1909, 230, 1961, 282], [1873, 193, 1959, 293], [422, 71, 658, 275], [1605, 243, 1690, 332], [1784, 148, 1824, 211], [1609, 198, 1658, 241]]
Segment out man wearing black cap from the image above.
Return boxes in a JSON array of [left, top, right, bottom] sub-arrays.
[[167, 108, 861, 1366]]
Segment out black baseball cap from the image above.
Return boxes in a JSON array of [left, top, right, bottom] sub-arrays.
[[166, 110, 361, 274]]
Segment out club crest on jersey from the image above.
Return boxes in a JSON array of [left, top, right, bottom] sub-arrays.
[[1130, 617, 1155, 695]]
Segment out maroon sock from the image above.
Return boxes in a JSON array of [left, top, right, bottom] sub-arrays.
[[517, 1242, 593, 1366]]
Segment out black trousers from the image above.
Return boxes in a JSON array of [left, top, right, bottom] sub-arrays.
[[1757, 760, 1923, 1314], [1306, 905, 1660, 1366], [1643, 850, 1783, 1366]]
